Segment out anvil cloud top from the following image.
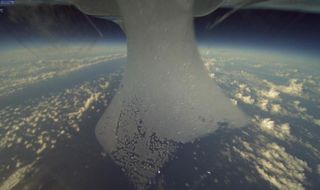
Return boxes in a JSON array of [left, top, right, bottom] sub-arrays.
[[9, 0, 320, 14]]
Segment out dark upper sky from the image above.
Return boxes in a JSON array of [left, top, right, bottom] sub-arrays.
[[195, 8, 320, 55], [0, 5, 319, 55]]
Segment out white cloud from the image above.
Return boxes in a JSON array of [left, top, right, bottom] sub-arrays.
[[271, 104, 282, 113], [203, 58, 217, 79], [292, 101, 307, 113], [0, 47, 125, 97], [313, 119, 320, 126], [204, 58, 217, 71], [255, 143, 309, 190], [209, 73, 215, 79], [257, 117, 275, 130], [265, 79, 303, 97], [239, 84, 247, 91], [0, 74, 112, 175], [235, 92, 255, 105], [234, 140, 310, 190], [230, 99, 238, 106], [257, 98, 269, 111], [254, 117, 291, 140], [99, 82, 109, 90], [68, 92, 101, 119], [286, 101, 320, 126], [0, 161, 36, 190], [259, 88, 280, 99], [36, 143, 47, 155]]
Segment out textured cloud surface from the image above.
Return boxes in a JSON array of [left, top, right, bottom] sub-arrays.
[[0, 46, 125, 189], [201, 47, 320, 190]]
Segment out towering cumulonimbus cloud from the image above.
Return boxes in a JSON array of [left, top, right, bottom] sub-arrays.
[[72, 0, 249, 187], [95, 0, 249, 144], [92, 0, 248, 188]]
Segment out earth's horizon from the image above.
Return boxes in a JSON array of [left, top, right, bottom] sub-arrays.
[[0, 42, 320, 189]]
